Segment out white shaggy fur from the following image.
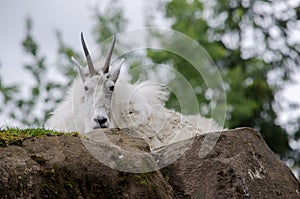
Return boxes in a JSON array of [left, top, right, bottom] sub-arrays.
[[46, 34, 222, 149], [46, 73, 221, 149]]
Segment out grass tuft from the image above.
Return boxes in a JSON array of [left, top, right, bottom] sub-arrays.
[[0, 128, 79, 147]]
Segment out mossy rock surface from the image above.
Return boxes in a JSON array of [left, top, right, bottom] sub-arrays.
[[0, 128, 78, 147], [0, 128, 174, 199], [0, 127, 299, 198]]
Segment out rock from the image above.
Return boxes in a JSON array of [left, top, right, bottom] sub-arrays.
[[159, 127, 300, 198], [0, 127, 299, 198], [0, 131, 174, 198]]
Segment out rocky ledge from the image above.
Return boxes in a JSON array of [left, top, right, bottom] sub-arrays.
[[0, 127, 299, 198]]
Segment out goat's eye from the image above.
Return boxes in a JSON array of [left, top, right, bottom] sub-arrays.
[[84, 86, 89, 91], [109, 85, 114, 91]]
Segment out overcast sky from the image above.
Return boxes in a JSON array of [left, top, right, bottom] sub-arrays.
[[0, 0, 300, 129], [0, 0, 147, 85]]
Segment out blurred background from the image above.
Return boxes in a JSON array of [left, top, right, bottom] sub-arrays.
[[0, 0, 299, 178]]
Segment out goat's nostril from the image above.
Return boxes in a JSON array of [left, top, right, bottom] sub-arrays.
[[99, 118, 107, 124], [94, 117, 107, 124]]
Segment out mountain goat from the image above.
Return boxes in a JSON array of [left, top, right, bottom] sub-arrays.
[[46, 33, 221, 149]]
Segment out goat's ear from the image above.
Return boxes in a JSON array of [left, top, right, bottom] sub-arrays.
[[110, 59, 124, 82], [71, 57, 86, 82]]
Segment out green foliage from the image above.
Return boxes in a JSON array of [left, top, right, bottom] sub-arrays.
[[0, 17, 67, 127], [92, 0, 128, 43], [0, 78, 18, 104], [148, 0, 300, 177], [22, 18, 38, 56], [56, 30, 81, 84]]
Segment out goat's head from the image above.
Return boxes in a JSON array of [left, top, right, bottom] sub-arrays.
[[72, 33, 124, 130]]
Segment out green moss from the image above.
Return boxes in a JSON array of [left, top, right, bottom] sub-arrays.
[[134, 173, 161, 197], [42, 168, 56, 181], [0, 128, 79, 147], [40, 167, 77, 197], [134, 173, 151, 186], [165, 175, 170, 182]]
